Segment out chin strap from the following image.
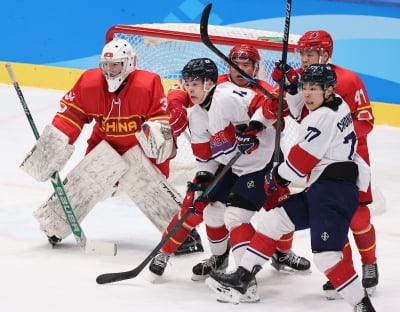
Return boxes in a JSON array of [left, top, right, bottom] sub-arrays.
[[200, 86, 216, 111]]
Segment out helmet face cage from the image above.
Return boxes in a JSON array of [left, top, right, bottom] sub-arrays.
[[100, 38, 136, 92], [228, 44, 261, 65], [296, 30, 333, 58], [300, 64, 336, 91], [181, 58, 218, 85]]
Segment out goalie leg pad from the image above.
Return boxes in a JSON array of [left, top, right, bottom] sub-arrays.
[[33, 140, 129, 239], [20, 124, 75, 182], [118, 145, 182, 232]]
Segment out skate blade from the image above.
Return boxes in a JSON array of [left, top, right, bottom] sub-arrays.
[[191, 274, 208, 282], [270, 261, 312, 274], [323, 289, 343, 300], [366, 286, 376, 297], [205, 277, 241, 305]]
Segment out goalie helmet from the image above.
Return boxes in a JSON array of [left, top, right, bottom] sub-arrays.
[[300, 64, 336, 91], [228, 44, 261, 65], [181, 58, 218, 83], [297, 30, 334, 57], [100, 38, 137, 92]]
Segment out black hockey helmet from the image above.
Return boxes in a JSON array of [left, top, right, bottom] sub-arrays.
[[300, 64, 336, 91], [182, 58, 218, 83]]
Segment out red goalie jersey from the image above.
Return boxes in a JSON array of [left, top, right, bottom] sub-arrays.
[[52, 68, 170, 175]]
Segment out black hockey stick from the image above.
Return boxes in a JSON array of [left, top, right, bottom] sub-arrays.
[[5, 63, 117, 256], [273, 0, 292, 165], [200, 3, 276, 101], [96, 151, 241, 284]]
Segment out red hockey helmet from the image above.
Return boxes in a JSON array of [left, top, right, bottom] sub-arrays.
[[228, 44, 261, 65], [297, 30, 333, 57]]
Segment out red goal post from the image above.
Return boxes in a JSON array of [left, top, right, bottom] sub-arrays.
[[105, 23, 302, 189]]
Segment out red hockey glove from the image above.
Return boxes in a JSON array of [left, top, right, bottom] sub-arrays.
[[182, 171, 214, 215], [262, 97, 290, 120], [263, 185, 291, 210], [235, 121, 265, 155], [169, 106, 188, 137], [271, 60, 299, 95], [264, 166, 290, 197]]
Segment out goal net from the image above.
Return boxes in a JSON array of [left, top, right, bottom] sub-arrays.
[[105, 23, 302, 191]]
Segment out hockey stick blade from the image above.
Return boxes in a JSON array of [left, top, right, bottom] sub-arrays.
[[6, 63, 117, 256], [96, 152, 242, 284], [96, 209, 192, 284], [200, 3, 275, 100]]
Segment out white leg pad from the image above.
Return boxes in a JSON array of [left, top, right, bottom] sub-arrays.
[[33, 140, 129, 239], [118, 145, 182, 232]]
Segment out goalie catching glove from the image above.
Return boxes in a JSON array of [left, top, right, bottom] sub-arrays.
[[183, 171, 214, 215], [20, 124, 74, 182], [136, 120, 176, 164]]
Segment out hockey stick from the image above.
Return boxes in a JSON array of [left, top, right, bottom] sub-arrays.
[[200, 3, 294, 165], [96, 151, 241, 284], [200, 3, 276, 101], [5, 63, 117, 256], [273, 0, 292, 165]]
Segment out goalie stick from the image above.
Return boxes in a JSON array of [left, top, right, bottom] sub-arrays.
[[200, 2, 292, 165], [96, 151, 242, 284], [5, 63, 117, 256]]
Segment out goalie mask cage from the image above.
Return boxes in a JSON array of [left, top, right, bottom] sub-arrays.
[[105, 23, 303, 189]]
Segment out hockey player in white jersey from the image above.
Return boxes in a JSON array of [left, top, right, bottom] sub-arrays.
[[206, 64, 376, 311], [149, 57, 300, 302]]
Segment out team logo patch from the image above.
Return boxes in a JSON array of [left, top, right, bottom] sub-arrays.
[[246, 180, 255, 189], [321, 232, 330, 241]]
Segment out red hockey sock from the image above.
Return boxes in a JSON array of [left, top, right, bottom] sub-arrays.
[[342, 239, 354, 266], [350, 205, 377, 264], [326, 258, 357, 291], [229, 223, 255, 250], [161, 213, 193, 254], [353, 224, 377, 264], [276, 231, 294, 253], [206, 224, 229, 243], [248, 231, 278, 258]]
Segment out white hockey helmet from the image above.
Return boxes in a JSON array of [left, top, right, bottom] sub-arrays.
[[100, 38, 136, 92]]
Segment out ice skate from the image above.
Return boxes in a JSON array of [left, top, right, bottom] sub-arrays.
[[322, 280, 343, 300], [353, 292, 376, 312], [149, 251, 170, 276], [271, 250, 311, 272], [206, 265, 262, 304], [217, 277, 260, 303], [191, 246, 229, 281], [174, 228, 204, 256], [362, 263, 378, 296]]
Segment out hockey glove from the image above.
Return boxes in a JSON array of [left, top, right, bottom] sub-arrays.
[[262, 97, 290, 120], [263, 185, 291, 210], [264, 166, 290, 197], [271, 60, 299, 95], [183, 171, 214, 215], [169, 106, 188, 137], [235, 121, 265, 155]]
